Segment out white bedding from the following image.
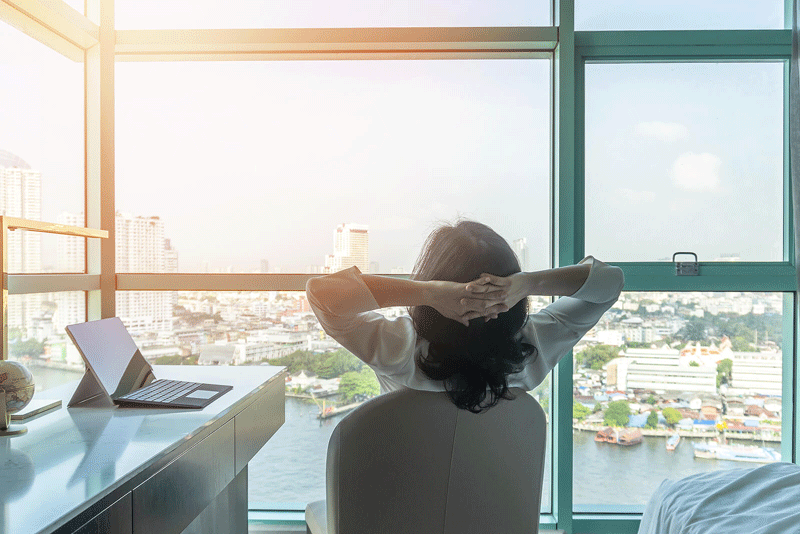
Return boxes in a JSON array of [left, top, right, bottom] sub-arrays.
[[637, 462, 800, 534]]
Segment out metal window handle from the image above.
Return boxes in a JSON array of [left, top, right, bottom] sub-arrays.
[[673, 252, 698, 276]]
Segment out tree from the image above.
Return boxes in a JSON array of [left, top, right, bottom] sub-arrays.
[[8, 327, 24, 342], [731, 336, 756, 352], [153, 354, 184, 365], [644, 394, 657, 405], [645, 410, 659, 429], [603, 400, 631, 427], [270, 349, 361, 377], [10, 338, 44, 358], [573, 401, 591, 422], [689, 361, 700, 367], [338, 368, 379, 403], [154, 354, 198, 365], [316, 350, 363, 379], [662, 407, 682, 427], [575, 344, 620, 370], [679, 319, 707, 341], [716, 358, 733, 387], [270, 350, 322, 375], [593, 402, 603, 413], [717, 358, 733, 384]]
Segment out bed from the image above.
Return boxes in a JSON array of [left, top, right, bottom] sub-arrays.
[[637, 462, 800, 534]]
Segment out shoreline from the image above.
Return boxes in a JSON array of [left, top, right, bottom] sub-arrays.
[[21, 360, 84, 373], [573, 423, 780, 442], [285, 392, 315, 399]]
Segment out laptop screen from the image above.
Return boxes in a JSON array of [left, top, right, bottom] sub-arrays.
[[66, 318, 154, 399]]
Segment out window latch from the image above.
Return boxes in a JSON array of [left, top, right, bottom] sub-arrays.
[[673, 252, 698, 276]]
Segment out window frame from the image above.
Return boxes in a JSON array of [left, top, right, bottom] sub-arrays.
[[561, 8, 797, 532], [2, 0, 797, 532]]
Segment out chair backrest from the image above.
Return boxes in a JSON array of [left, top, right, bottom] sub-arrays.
[[325, 387, 547, 534]]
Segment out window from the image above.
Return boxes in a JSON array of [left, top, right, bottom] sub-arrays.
[[573, 291, 786, 510], [115, 59, 551, 274], [571, 14, 792, 528], [2, 1, 795, 532], [584, 62, 784, 262]]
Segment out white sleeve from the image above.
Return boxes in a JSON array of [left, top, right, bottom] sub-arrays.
[[516, 256, 624, 387], [305, 267, 417, 376]]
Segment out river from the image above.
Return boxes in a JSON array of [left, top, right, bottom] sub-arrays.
[[30, 365, 780, 509]]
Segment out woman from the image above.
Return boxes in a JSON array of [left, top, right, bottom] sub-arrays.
[[306, 220, 624, 413]]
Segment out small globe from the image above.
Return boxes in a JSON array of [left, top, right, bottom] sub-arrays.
[[0, 360, 35, 414]]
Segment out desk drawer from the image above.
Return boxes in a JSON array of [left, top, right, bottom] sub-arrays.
[[132, 419, 234, 534], [73, 493, 132, 534], [235, 373, 285, 474]]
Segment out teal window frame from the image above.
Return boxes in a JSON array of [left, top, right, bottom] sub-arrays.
[[556, 1, 797, 532]]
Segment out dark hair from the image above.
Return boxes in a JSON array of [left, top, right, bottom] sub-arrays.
[[410, 220, 537, 413]]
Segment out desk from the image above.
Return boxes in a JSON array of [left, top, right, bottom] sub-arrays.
[[0, 365, 286, 534]]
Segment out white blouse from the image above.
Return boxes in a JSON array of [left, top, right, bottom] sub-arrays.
[[306, 256, 624, 394]]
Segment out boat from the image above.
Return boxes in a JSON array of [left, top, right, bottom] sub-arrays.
[[595, 427, 615, 442], [617, 428, 643, 446], [666, 433, 681, 451], [594, 427, 642, 446], [693, 441, 780, 463]]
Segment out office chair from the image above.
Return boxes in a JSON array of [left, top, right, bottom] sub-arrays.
[[305, 387, 547, 534]]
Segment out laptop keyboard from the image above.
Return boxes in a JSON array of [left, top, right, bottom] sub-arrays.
[[118, 379, 200, 404]]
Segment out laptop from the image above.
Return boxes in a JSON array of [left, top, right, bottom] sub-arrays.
[[66, 317, 232, 409]]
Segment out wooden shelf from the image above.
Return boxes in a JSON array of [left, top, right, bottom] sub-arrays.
[[1, 216, 108, 239]]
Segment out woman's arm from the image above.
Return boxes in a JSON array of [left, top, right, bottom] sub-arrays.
[[306, 270, 507, 327]]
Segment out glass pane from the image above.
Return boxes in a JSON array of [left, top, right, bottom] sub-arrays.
[[0, 21, 85, 273], [115, 290, 553, 512], [116, 59, 551, 274], [576, 0, 784, 30], [115, 0, 550, 30], [573, 291, 786, 509], [7, 292, 86, 393], [584, 63, 783, 262]]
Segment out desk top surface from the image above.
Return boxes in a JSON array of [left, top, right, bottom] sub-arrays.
[[0, 364, 285, 534]]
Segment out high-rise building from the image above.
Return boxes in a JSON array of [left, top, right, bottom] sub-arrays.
[[512, 237, 529, 272], [116, 213, 176, 334], [54, 211, 86, 331], [324, 223, 369, 273], [165, 238, 179, 273], [1, 150, 42, 333]]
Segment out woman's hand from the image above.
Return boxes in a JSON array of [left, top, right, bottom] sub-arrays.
[[465, 272, 531, 319], [426, 280, 509, 326]]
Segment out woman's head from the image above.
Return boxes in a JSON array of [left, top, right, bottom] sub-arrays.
[[410, 220, 536, 413]]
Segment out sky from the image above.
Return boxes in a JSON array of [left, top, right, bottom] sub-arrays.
[[0, 1, 789, 273]]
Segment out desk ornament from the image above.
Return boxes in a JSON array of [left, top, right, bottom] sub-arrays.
[[0, 360, 35, 436]]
